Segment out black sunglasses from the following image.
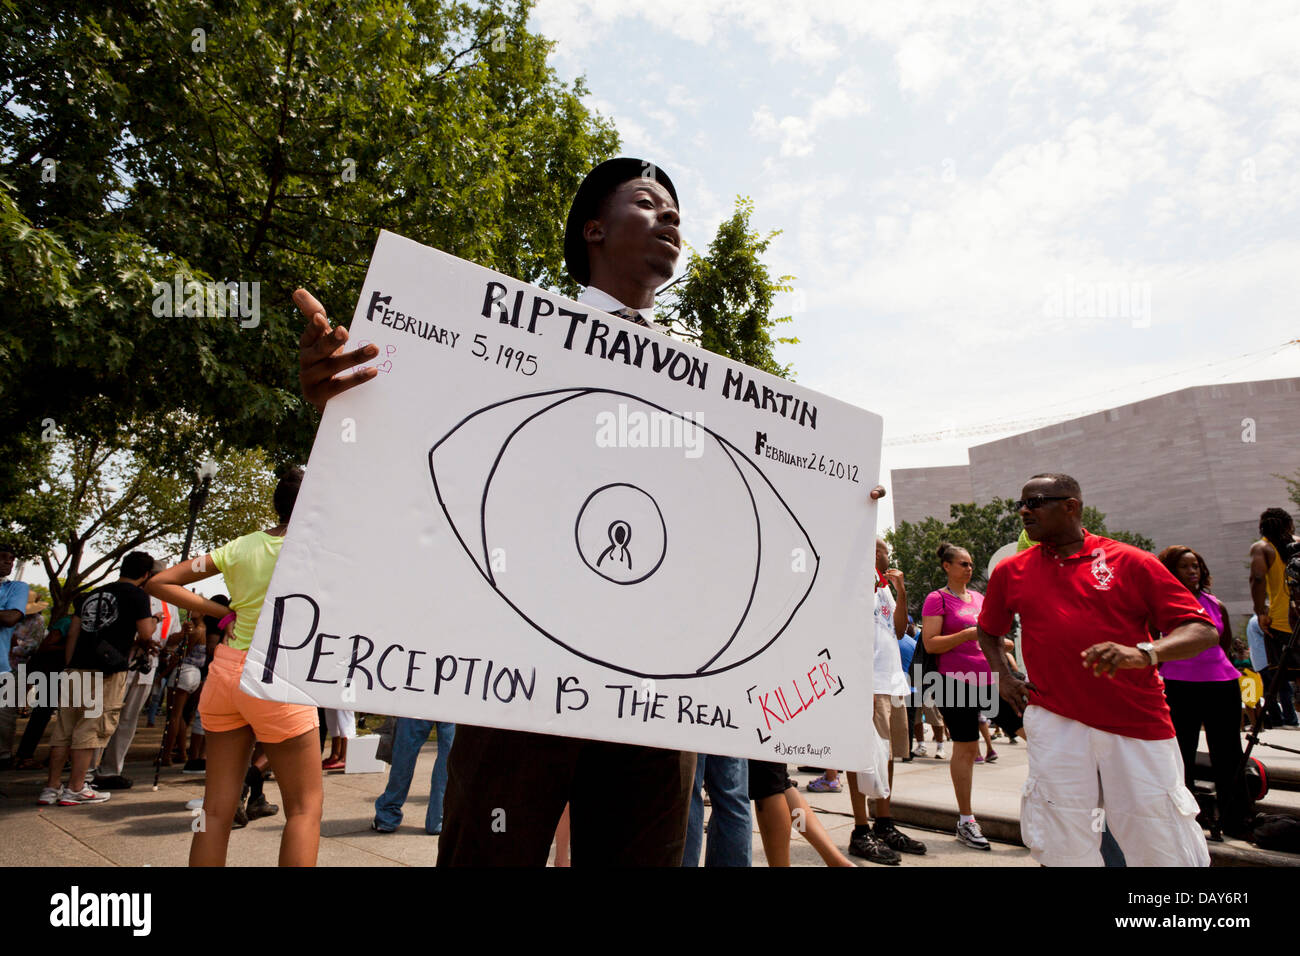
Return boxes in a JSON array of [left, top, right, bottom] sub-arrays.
[[1015, 495, 1071, 510]]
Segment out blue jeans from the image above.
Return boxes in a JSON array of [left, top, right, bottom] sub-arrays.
[[373, 719, 456, 834], [145, 676, 168, 724], [1264, 672, 1297, 725], [681, 754, 751, 867]]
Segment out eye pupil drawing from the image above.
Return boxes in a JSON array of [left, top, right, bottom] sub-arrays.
[[428, 387, 821, 679], [576, 483, 665, 585], [598, 520, 633, 569]]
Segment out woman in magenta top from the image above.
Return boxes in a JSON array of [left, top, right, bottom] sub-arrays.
[[1158, 546, 1249, 836], [921, 543, 1023, 852]]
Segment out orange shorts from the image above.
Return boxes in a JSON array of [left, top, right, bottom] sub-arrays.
[[198, 643, 319, 743]]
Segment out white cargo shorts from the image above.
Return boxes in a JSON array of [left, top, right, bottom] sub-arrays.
[[1019, 704, 1209, 867]]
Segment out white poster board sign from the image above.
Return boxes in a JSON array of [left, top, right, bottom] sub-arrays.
[[244, 230, 884, 768]]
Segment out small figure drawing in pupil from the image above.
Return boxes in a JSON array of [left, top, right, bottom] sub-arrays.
[[597, 520, 633, 570]]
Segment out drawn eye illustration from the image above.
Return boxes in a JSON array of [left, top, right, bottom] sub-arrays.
[[428, 388, 819, 679]]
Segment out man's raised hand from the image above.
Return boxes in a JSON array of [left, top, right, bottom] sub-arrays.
[[294, 288, 380, 411]]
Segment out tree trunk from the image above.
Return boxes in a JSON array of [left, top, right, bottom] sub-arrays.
[[47, 542, 85, 622]]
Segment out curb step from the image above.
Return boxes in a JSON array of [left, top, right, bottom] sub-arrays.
[[881, 799, 1300, 868]]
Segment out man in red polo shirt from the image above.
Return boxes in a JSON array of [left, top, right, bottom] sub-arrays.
[[976, 473, 1217, 866]]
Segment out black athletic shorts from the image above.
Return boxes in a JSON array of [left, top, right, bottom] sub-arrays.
[[935, 674, 1023, 743], [747, 759, 794, 801]]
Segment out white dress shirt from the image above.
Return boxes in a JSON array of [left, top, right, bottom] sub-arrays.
[[578, 286, 668, 335]]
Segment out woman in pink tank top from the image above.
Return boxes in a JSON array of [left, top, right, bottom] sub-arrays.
[[1158, 546, 1249, 837]]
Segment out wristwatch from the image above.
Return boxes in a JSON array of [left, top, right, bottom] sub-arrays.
[[1136, 641, 1158, 667]]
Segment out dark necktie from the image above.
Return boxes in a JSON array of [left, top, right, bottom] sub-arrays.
[[612, 307, 650, 328]]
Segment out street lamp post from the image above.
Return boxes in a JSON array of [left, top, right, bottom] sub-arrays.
[[181, 459, 218, 562]]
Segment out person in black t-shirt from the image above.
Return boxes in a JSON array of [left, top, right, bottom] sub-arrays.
[[67, 581, 155, 671], [41, 552, 157, 807]]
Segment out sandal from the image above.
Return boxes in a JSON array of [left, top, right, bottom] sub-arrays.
[[321, 758, 346, 771], [985, 750, 998, 763], [806, 777, 840, 793]]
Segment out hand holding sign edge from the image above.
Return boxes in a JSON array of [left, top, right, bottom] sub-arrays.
[[294, 288, 380, 411]]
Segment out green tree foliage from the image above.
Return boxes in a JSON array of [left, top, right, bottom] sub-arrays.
[[656, 196, 797, 379], [886, 498, 1156, 617], [1276, 471, 1300, 513], [0, 0, 618, 495], [3, 423, 279, 619]]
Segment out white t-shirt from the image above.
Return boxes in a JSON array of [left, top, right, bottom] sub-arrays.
[[129, 598, 178, 685], [873, 584, 909, 696]]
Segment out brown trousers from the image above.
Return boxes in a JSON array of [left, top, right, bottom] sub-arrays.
[[437, 724, 696, 866]]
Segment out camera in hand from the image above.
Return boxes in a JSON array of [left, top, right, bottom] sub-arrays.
[[1265, 539, 1300, 677], [1284, 541, 1300, 590]]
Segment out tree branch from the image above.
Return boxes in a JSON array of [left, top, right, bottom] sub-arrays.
[[78, 520, 177, 579], [656, 274, 689, 295], [432, 36, 491, 81], [244, 19, 297, 264]]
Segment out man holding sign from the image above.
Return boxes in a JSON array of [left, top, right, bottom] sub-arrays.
[[292, 158, 886, 866]]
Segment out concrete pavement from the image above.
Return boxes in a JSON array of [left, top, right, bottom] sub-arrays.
[[838, 722, 1300, 866], [0, 747, 1033, 868], [0, 719, 1033, 867], [3, 718, 1298, 866]]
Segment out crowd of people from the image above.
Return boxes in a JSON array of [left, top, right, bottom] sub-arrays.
[[2, 489, 1292, 867], [0, 473, 463, 865], [1, 158, 1297, 868]]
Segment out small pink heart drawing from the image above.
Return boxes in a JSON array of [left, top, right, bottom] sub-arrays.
[[377, 360, 393, 374]]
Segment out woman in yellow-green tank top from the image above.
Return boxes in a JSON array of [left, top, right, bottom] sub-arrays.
[[148, 468, 323, 866]]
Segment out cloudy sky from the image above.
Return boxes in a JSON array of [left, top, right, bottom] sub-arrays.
[[531, 0, 1300, 527]]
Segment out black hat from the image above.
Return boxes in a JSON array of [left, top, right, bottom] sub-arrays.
[[564, 157, 678, 286]]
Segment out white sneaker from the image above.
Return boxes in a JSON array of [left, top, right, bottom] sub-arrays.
[[58, 785, 110, 806], [956, 818, 991, 850], [935, 744, 945, 759], [38, 786, 61, 806], [912, 742, 928, 757]]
